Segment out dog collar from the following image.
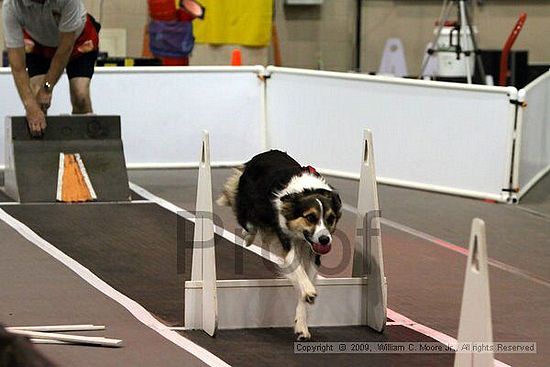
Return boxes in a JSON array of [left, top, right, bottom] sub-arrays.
[[302, 165, 320, 177]]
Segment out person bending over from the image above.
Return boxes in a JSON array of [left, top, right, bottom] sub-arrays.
[[2, 0, 100, 136]]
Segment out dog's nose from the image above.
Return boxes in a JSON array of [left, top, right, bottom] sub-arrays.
[[319, 235, 331, 245]]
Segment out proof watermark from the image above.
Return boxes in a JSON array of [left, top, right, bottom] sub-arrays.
[[176, 209, 383, 276], [293, 342, 537, 354]]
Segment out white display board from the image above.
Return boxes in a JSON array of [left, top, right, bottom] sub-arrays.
[[0, 66, 265, 169], [517, 70, 550, 199], [266, 67, 516, 202]]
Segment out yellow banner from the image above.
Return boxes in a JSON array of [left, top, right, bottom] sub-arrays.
[[194, 0, 273, 47]]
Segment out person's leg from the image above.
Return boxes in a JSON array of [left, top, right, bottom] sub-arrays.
[[68, 77, 92, 114], [66, 51, 98, 114]]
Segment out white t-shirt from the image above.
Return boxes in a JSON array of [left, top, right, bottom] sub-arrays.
[[2, 0, 87, 48]]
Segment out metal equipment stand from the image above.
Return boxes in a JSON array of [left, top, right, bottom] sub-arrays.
[[419, 0, 486, 84]]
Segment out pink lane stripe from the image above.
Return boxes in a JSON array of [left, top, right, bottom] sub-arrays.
[[342, 203, 550, 288], [387, 309, 511, 367], [381, 217, 550, 289]]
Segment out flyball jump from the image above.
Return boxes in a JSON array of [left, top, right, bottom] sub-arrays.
[[3, 115, 130, 203]]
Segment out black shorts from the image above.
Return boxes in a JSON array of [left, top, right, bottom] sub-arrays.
[[26, 50, 98, 79]]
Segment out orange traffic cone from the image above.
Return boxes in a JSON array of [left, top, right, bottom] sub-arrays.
[[56, 153, 97, 203], [231, 48, 242, 66]]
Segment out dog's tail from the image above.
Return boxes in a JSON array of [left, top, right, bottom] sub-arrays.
[[216, 167, 243, 207]]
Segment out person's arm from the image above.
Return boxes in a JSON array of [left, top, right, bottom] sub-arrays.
[[7, 47, 46, 136], [3, 1, 46, 136], [35, 31, 78, 111]]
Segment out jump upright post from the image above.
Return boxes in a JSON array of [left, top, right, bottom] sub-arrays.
[[186, 131, 218, 336], [353, 129, 387, 332], [454, 218, 495, 366]]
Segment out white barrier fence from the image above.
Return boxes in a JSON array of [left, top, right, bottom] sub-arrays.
[[516, 70, 550, 200], [266, 67, 517, 202], [0, 66, 265, 169], [1, 65, 547, 202]]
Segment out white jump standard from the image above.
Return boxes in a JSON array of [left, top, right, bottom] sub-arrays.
[[184, 129, 387, 339], [454, 218, 495, 367]]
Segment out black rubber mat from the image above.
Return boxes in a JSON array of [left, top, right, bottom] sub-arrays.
[[1, 203, 276, 325], [182, 326, 454, 367], [2, 202, 456, 366], [0, 189, 14, 202]]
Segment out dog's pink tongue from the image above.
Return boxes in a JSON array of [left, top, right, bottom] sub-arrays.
[[312, 243, 331, 255]]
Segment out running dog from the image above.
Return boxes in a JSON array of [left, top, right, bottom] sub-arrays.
[[217, 150, 342, 340]]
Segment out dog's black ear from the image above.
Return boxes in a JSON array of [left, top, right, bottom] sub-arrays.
[[331, 191, 342, 213], [280, 193, 299, 203]]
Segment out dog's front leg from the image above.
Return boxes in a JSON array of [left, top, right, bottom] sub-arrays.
[[293, 250, 320, 340], [282, 247, 317, 304], [294, 298, 310, 340], [282, 247, 317, 340]]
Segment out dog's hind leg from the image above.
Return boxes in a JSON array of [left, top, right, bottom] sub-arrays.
[[216, 168, 243, 207], [241, 223, 257, 246]]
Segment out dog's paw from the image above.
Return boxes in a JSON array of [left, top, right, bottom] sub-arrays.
[[294, 320, 311, 341], [296, 331, 311, 341], [303, 290, 317, 304], [241, 229, 256, 247]]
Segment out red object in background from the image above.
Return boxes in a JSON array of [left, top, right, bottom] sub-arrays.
[[23, 15, 99, 59], [147, 0, 177, 21], [160, 56, 189, 66], [499, 13, 527, 86], [231, 48, 242, 66], [147, 0, 203, 65], [149, 0, 204, 21]]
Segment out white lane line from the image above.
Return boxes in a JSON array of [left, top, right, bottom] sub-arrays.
[[131, 182, 513, 366], [343, 203, 550, 289], [129, 182, 283, 265], [387, 310, 511, 367], [0, 208, 230, 367], [517, 205, 550, 221]]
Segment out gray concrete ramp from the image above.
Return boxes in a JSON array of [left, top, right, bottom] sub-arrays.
[[3, 115, 130, 202]]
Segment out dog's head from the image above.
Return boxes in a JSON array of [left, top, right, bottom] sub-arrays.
[[279, 189, 342, 255]]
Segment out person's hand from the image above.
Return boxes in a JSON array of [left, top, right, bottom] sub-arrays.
[[36, 88, 53, 113], [26, 102, 47, 137]]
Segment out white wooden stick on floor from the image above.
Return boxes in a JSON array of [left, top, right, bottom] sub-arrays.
[[8, 329, 123, 348], [30, 339, 72, 345], [8, 325, 106, 332]]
